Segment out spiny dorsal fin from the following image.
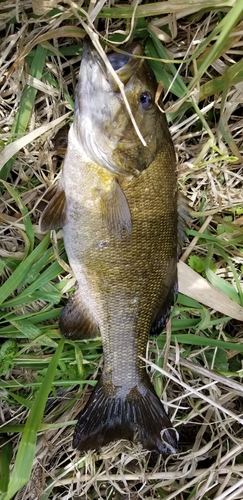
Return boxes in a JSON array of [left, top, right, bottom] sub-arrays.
[[100, 181, 132, 238], [59, 291, 99, 340], [39, 185, 66, 232]]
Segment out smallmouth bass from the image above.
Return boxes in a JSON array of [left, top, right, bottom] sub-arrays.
[[40, 39, 179, 455]]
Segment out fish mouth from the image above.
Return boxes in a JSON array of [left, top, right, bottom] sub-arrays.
[[82, 37, 143, 87], [77, 38, 149, 174]]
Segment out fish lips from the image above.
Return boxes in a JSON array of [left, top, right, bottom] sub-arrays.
[[75, 37, 160, 176], [82, 37, 144, 90]]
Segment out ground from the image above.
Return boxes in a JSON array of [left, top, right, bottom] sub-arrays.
[[1, 1, 243, 499]]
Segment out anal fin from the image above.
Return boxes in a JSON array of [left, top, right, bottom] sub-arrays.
[[39, 184, 66, 232], [59, 291, 99, 340]]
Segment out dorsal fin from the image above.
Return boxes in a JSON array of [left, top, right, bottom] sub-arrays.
[[150, 194, 191, 336], [177, 193, 191, 257], [150, 272, 178, 336]]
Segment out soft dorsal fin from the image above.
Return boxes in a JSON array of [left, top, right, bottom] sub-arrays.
[[150, 272, 178, 336], [59, 291, 100, 340], [39, 184, 66, 232], [177, 193, 191, 257], [150, 194, 191, 336]]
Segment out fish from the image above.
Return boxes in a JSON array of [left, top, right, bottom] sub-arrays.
[[40, 38, 179, 455]]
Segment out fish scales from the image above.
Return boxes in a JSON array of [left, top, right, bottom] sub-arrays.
[[63, 147, 176, 378], [40, 38, 179, 454]]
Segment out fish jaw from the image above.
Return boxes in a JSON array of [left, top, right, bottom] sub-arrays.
[[74, 38, 171, 176]]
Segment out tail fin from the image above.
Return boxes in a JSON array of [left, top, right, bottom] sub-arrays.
[[73, 378, 178, 455]]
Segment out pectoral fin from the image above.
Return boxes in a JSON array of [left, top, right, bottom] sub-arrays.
[[39, 185, 66, 232], [59, 291, 99, 340], [100, 181, 132, 238]]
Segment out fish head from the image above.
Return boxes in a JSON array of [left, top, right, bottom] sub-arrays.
[[74, 38, 169, 176]]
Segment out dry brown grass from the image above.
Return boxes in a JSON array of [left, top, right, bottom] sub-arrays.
[[1, 1, 243, 499]]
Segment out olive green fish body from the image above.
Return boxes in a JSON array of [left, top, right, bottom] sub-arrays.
[[62, 136, 177, 371], [40, 39, 178, 454]]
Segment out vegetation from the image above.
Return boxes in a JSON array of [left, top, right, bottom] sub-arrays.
[[1, 0, 243, 498]]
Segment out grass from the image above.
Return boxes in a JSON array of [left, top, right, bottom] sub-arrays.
[[1, 0, 243, 498]]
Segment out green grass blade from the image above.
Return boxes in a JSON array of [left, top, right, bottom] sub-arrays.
[[4, 339, 64, 500], [0, 45, 47, 182], [145, 31, 188, 98], [0, 439, 12, 497], [99, 2, 236, 19], [157, 333, 243, 353], [214, 244, 243, 305], [0, 308, 61, 327], [219, 57, 243, 159], [198, 58, 243, 101], [205, 245, 242, 305], [188, 0, 243, 91], [0, 234, 50, 306], [2, 261, 64, 308]]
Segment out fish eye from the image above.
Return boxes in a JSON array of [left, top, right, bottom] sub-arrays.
[[140, 91, 153, 109]]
